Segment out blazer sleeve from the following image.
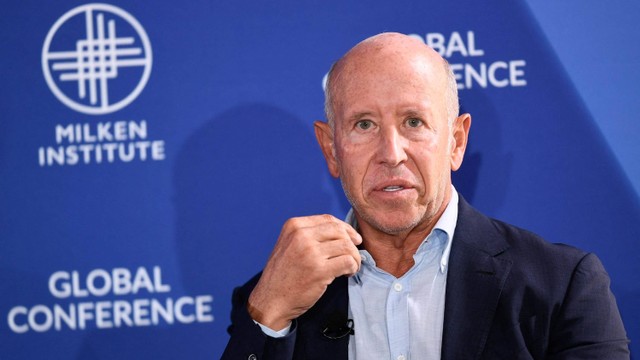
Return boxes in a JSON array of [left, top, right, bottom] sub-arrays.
[[221, 278, 298, 360], [547, 253, 630, 359]]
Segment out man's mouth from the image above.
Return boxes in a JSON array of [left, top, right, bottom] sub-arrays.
[[382, 186, 405, 192]]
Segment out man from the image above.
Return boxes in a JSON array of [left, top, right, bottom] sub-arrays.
[[222, 33, 629, 359]]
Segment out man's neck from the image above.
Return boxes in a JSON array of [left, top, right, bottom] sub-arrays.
[[361, 230, 429, 278], [358, 200, 450, 278]]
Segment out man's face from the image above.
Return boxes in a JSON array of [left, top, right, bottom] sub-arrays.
[[319, 49, 461, 236]]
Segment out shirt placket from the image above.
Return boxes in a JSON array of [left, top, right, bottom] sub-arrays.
[[387, 276, 410, 360]]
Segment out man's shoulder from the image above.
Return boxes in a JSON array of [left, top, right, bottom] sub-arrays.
[[491, 215, 587, 266], [456, 197, 588, 266]]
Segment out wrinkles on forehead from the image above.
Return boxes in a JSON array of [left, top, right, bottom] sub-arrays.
[[326, 33, 450, 128]]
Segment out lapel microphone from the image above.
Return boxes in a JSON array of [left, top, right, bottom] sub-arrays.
[[321, 311, 354, 340]]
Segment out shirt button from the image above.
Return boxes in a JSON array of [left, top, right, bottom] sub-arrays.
[[393, 283, 403, 292], [397, 355, 406, 360]]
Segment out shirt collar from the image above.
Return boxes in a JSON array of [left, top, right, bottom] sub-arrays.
[[435, 186, 458, 273], [345, 185, 459, 274]]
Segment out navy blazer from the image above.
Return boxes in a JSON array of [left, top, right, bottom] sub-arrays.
[[222, 197, 629, 359]]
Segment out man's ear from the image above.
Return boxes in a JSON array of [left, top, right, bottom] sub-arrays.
[[450, 113, 471, 171], [314, 120, 340, 178]]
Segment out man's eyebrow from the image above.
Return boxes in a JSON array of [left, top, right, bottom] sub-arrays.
[[347, 111, 375, 122], [398, 109, 425, 117]]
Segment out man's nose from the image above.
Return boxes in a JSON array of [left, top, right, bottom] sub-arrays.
[[376, 127, 408, 167]]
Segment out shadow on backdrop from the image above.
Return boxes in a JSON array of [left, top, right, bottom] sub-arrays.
[[453, 94, 513, 213], [172, 103, 336, 355]]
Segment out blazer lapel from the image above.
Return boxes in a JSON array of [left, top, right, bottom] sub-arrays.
[[441, 198, 513, 360]]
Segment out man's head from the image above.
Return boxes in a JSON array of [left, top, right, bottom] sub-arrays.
[[315, 32, 471, 237]]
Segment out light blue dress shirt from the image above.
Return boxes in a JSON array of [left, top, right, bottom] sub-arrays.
[[346, 188, 458, 360]]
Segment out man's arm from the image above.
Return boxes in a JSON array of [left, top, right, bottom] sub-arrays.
[[222, 215, 361, 359], [247, 215, 361, 330], [547, 253, 630, 359], [221, 275, 297, 360]]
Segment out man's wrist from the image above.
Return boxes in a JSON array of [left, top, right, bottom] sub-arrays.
[[253, 320, 292, 338], [247, 294, 291, 331]]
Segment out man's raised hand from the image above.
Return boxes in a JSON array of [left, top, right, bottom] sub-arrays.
[[247, 215, 362, 331]]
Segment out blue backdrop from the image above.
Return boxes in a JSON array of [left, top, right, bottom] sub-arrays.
[[1, 1, 638, 358]]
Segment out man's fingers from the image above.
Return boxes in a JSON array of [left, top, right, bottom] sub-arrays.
[[345, 225, 362, 246], [320, 238, 361, 264], [326, 254, 360, 277], [285, 214, 339, 229], [296, 218, 361, 246]]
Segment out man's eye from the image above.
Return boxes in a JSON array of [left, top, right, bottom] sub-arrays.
[[356, 120, 373, 130], [406, 118, 422, 128]]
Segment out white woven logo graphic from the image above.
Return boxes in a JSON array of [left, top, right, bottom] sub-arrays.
[[42, 4, 152, 115]]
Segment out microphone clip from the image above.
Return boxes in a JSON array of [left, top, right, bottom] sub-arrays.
[[322, 317, 354, 340]]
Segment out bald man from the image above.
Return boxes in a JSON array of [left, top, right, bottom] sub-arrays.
[[222, 33, 629, 360]]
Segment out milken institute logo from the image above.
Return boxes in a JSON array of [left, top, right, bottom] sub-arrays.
[[42, 3, 152, 115]]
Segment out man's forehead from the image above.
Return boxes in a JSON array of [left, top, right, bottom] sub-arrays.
[[326, 32, 451, 127], [331, 34, 446, 95], [334, 51, 444, 106]]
